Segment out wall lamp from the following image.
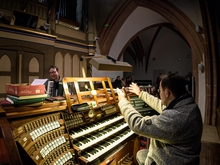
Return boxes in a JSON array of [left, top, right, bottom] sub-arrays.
[[81, 55, 133, 72], [198, 62, 204, 73]]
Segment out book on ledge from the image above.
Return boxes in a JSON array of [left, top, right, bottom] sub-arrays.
[[19, 101, 45, 107], [7, 93, 48, 100], [6, 96, 46, 105], [45, 96, 66, 102]]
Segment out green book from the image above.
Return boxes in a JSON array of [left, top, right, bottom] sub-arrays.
[[7, 93, 48, 100], [6, 96, 46, 105]]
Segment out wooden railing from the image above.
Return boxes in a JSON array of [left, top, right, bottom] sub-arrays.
[[0, 107, 22, 165]]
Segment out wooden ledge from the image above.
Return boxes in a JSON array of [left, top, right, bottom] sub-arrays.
[[202, 124, 220, 144]]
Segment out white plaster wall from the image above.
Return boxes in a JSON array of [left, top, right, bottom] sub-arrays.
[[109, 7, 168, 59], [124, 27, 192, 81], [198, 70, 206, 122]]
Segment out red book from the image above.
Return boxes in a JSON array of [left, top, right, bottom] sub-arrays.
[[0, 99, 12, 106]]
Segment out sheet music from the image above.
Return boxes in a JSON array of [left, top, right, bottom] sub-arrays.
[[31, 78, 48, 85]]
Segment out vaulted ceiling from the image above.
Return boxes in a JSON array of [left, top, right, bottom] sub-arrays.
[[91, 2, 193, 73]]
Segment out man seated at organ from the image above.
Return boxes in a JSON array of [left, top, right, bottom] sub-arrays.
[[117, 73, 203, 165], [45, 65, 64, 97]]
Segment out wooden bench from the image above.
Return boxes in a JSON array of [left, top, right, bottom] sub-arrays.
[[200, 108, 220, 165]]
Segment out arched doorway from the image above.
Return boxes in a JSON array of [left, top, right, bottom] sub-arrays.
[[98, 0, 213, 123]]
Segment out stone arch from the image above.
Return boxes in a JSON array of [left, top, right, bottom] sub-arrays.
[[99, 0, 204, 61], [98, 0, 205, 107]]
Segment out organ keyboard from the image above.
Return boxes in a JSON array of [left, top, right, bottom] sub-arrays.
[[70, 115, 124, 139], [80, 128, 134, 163], [62, 77, 139, 165], [129, 95, 159, 116], [0, 77, 139, 165], [74, 122, 129, 150]]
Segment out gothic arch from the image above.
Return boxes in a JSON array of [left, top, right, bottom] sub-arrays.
[[73, 55, 80, 77], [98, 0, 212, 122], [29, 57, 39, 72], [55, 51, 64, 78], [99, 0, 204, 61], [64, 53, 71, 77], [0, 55, 11, 71]]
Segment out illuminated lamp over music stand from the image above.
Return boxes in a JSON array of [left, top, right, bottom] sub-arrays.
[[88, 55, 133, 72]]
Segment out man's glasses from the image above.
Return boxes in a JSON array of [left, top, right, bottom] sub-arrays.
[[49, 71, 57, 74]]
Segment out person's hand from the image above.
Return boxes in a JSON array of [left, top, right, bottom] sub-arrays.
[[129, 82, 141, 96], [116, 87, 127, 101]]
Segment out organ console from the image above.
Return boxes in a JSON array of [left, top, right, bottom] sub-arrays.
[[0, 77, 140, 165]]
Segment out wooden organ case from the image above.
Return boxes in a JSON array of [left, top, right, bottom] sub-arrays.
[[0, 77, 139, 165]]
